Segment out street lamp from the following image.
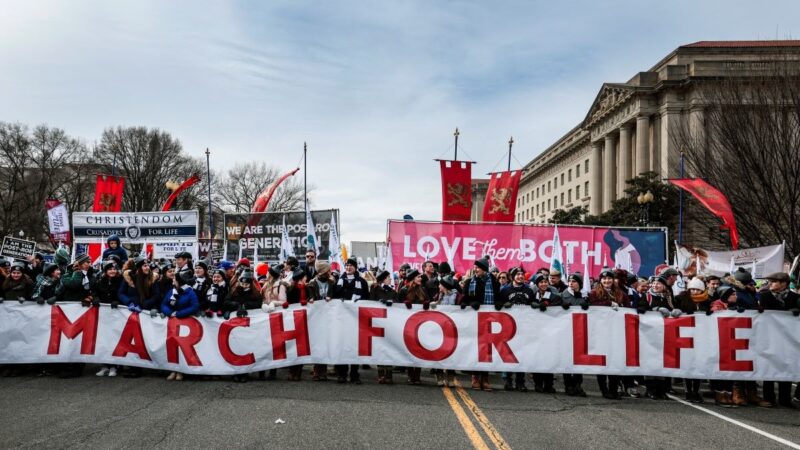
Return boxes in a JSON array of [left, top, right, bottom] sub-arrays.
[[637, 190, 654, 226]]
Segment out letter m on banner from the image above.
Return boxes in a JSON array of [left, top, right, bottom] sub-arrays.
[[439, 160, 472, 221], [482, 170, 522, 222]]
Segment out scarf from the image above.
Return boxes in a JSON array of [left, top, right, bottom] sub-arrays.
[[193, 277, 206, 292], [169, 284, 190, 307], [81, 270, 91, 291], [690, 291, 709, 303], [207, 281, 225, 305], [469, 274, 494, 305], [315, 278, 329, 298], [297, 282, 307, 305]]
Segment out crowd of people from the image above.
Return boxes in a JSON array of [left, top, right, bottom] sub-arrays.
[[1, 234, 798, 409]]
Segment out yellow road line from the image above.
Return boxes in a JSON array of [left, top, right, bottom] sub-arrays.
[[441, 385, 491, 450], [453, 379, 513, 450]]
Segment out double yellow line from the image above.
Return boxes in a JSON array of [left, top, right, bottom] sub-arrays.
[[441, 378, 512, 450]]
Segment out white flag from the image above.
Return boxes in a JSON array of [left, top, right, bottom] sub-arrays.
[[385, 239, 395, 287], [550, 225, 566, 277], [328, 212, 343, 270], [582, 255, 591, 296], [305, 200, 320, 256], [279, 215, 295, 264], [252, 236, 259, 265]]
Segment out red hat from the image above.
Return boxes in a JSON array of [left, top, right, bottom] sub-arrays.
[[256, 262, 269, 278], [237, 257, 251, 268]]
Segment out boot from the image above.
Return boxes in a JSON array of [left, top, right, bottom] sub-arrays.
[[446, 371, 454, 387], [471, 375, 481, 390], [732, 384, 747, 406], [480, 374, 492, 391], [746, 385, 773, 408], [715, 391, 735, 407], [504, 378, 514, 391], [385, 371, 394, 385], [436, 372, 445, 387]]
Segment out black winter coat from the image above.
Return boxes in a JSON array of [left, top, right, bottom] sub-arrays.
[[370, 283, 397, 302], [462, 274, 500, 306], [333, 273, 369, 300], [498, 283, 535, 306], [92, 276, 122, 304]]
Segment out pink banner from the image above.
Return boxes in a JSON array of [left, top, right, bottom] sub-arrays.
[[387, 220, 668, 278]]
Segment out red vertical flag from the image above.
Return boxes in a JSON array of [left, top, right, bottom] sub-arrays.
[[93, 175, 125, 212], [439, 160, 473, 221], [482, 170, 522, 222], [668, 178, 739, 249]]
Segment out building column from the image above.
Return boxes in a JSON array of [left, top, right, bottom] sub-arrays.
[[660, 109, 681, 178], [589, 141, 603, 215], [635, 115, 650, 175], [602, 134, 616, 211], [618, 124, 632, 197]]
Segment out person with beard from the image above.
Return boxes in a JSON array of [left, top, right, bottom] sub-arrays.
[[398, 268, 428, 384], [462, 257, 500, 391], [497, 267, 534, 391], [589, 269, 631, 399], [1, 261, 34, 303], [396, 263, 411, 293], [281, 269, 312, 381], [673, 277, 711, 403], [332, 258, 370, 384], [529, 273, 562, 393], [192, 262, 211, 315], [759, 272, 800, 407], [636, 275, 675, 400], [205, 269, 229, 318], [161, 269, 200, 381], [421, 260, 439, 300], [560, 273, 589, 396], [369, 270, 397, 384]]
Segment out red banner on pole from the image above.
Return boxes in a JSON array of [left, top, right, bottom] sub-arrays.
[[481, 170, 522, 222], [439, 160, 472, 221], [669, 178, 739, 249], [93, 175, 125, 213], [162, 173, 201, 211]]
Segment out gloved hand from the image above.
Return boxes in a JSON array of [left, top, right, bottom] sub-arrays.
[[685, 309, 694, 315], [539, 301, 548, 312], [610, 301, 619, 311], [384, 299, 393, 307], [110, 301, 119, 309], [404, 300, 412, 310], [792, 308, 800, 317], [494, 302, 503, 311], [737, 306, 746, 313], [706, 309, 714, 316], [531, 301, 540, 310], [422, 301, 430, 311], [637, 304, 648, 314], [353, 297, 359, 303], [222, 311, 231, 320], [561, 303, 570, 310], [36, 297, 45, 305], [236, 308, 248, 318], [670, 309, 683, 318], [460, 301, 467, 310], [205, 309, 214, 318], [503, 301, 513, 309], [0, 297, 4, 303], [470, 302, 480, 311], [430, 301, 438, 310], [655, 307, 670, 318], [580, 301, 589, 311], [91, 299, 100, 307], [128, 304, 141, 313], [281, 301, 290, 309], [300, 298, 308, 306], [18, 297, 27, 304], [149, 309, 158, 318], [757, 304, 764, 314], [46, 297, 57, 305]]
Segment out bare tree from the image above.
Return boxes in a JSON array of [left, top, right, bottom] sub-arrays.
[[674, 61, 800, 257], [215, 162, 307, 213]]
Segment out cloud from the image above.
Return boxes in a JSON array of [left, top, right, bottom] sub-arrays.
[[1, 0, 799, 243]]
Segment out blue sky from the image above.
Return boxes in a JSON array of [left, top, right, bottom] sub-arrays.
[[1, 0, 798, 241]]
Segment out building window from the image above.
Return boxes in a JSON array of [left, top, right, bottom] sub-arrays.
[[536, 204, 539, 215], [576, 164, 580, 177], [548, 181, 551, 192], [585, 181, 589, 197], [561, 173, 565, 185], [576, 185, 580, 198], [547, 199, 551, 210], [568, 169, 572, 182], [561, 193, 565, 205], [554, 177, 558, 188], [585, 159, 589, 173], [568, 189, 572, 203]]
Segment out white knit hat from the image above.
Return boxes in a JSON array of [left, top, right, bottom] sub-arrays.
[[687, 277, 706, 291]]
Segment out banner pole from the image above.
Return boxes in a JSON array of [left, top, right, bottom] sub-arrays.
[[678, 151, 685, 244], [454, 127, 459, 160], [205, 148, 214, 239]]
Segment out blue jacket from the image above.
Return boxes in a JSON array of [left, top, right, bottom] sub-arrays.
[[161, 286, 200, 318], [102, 235, 128, 263]]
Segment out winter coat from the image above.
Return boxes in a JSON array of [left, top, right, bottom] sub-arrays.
[[759, 289, 800, 311], [60, 269, 93, 302], [333, 273, 369, 300], [102, 235, 128, 263], [423, 274, 440, 301], [588, 287, 631, 308], [561, 288, 586, 306], [550, 280, 568, 293], [92, 275, 121, 304], [33, 274, 60, 300], [308, 276, 335, 300], [398, 284, 429, 304], [461, 273, 500, 306], [2, 275, 34, 301], [498, 283, 535, 306], [370, 283, 397, 302], [225, 286, 262, 311], [118, 270, 160, 308], [723, 276, 757, 309], [205, 282, 229, 312], [533, 286, 562, 307], [674, 291, 712, 313], [161, 286, 199, 318], [192, 277, 212, 310], [286, 283, 312, 305], [637, 290, 671, 311]]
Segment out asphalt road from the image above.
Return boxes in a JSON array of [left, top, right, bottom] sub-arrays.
[[0, 367, 798, 449]]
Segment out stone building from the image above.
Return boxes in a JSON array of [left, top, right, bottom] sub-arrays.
[[515, 40, 800, 227]]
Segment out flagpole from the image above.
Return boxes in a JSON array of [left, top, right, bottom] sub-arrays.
[[454, 128, 459, 160], [678, 151, 684, 244], [205, 148, 214, 239], [507, 137, 514, 171], [303, 142, 307, 210]]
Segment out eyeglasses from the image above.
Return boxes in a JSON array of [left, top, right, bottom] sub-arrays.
[[306, 255, 315, 259]]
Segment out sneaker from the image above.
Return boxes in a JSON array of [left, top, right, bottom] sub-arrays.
[[96, 367, 109, 377], [108, 367, 117, 377]]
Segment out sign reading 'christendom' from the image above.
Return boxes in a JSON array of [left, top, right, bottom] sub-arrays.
[[72, 211, 199, 244]]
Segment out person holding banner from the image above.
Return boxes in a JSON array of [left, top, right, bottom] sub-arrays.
[[33, 263, 61, 305], [673, 277, 711, 403], [224, 271, 261, 321], [498, 267, 534, 392], [1, 262, 34, 303], [205, 269, 229, 318], [161, 269, 200, 382], [369, 270, 398, 384], [398, 267, 428, 385], [61, 254, 94, 305], [333, 258, 370, 384], [462, 257, 500, 391], [307, 262, 335, 382], [530, 273, 562, 394], [119, 258, 158, 315], [759, 272, 800, 407], [92, 261, 122, 308], [282, 269, 312, 382], [589, 269, 631, 400], [193, 262, 211, 315], [561, 273, 588, 397]]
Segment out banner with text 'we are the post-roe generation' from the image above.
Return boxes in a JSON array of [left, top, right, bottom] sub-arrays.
[[388, 220, 668, 278], [0, 303, 798, 380]]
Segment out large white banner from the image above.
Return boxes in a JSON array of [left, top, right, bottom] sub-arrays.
[[72, 211, 199, 244], [0, 303, 798, 380], [676, 242, 785, 278]]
